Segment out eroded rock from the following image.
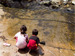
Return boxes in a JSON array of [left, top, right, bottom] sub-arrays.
[[39, 1, 52, 6]]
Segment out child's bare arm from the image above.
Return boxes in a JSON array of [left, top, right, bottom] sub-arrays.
[[14, 37, 17, 39], [38, 44, 44, 51], [26, 38, 29, 43]]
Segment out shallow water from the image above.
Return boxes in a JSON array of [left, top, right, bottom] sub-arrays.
[[0, 4, 75, 56]]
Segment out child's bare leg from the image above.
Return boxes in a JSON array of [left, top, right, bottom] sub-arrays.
[[37, 46, 44, 55]]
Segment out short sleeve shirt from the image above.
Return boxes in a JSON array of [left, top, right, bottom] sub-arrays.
[[14, 32, 28, 49], [29, 36, 40, 44]]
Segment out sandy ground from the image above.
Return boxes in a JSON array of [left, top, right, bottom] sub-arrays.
[[0, 39, 58, 56], [0, 5, 75, 56], [0, 38, 75, 56], [0, 7, 59, 56]]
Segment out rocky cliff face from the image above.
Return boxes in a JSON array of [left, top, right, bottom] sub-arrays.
[[0, 0, 33, 8], [0, 0, 75, 8]]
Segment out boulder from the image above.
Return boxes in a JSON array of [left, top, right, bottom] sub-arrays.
[[51, 0, 61, 3], [39, 1, 50, 4], [63, 0, 68, 4], [51, 5, 60, 9], [39, 1, 52, 6], [72, 0, 75, 5], [67, 8, 74, 12], [0, 0, 35, 8]]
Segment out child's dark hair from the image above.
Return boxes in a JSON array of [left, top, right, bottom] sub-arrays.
[[32, 29, 38, 35], [20, 25, 27, 34]]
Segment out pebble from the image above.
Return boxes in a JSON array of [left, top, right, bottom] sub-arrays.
[[16, 55, 19, 56], [74, 54, 75, 56]]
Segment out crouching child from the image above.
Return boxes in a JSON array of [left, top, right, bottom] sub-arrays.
[[27, 29, 44, 55], [14, 25, 28, 50]]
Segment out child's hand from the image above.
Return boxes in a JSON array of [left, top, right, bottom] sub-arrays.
[[43, 49, 44, 51], [14, 37, 16, 39], [14, 37, 17, 39]]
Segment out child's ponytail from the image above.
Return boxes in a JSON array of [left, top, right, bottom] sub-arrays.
[[20, 25, 27, 34]]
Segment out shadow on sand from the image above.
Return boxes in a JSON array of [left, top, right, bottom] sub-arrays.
[[18, 46, 44, 56], [18, 47, 29, 54], [29, 50, 39, 56]]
